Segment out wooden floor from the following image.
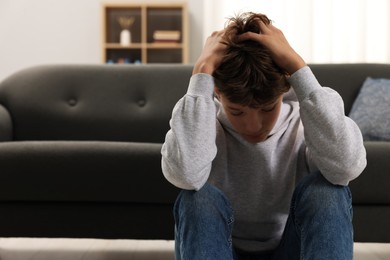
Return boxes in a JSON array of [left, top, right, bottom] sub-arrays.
[[0, 238, 389, 260]]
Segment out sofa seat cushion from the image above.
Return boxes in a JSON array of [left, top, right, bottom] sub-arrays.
[[349, 142, 390, 204], [0, 141, 179, 204]]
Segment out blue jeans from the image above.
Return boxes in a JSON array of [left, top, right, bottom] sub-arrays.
[[173, 172, 353, 260]]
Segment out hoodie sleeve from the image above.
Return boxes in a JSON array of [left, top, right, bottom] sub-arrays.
[[161, 73, 217, 190], [289, 66, 367, 185]]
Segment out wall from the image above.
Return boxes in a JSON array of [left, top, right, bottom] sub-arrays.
[[0, 0, 204, 82], [203, 0, 390, 64]]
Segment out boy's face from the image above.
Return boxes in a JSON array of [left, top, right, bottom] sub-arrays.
[[216, 89, 283, 144]]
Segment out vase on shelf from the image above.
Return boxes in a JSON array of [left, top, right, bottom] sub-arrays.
[[120, 29, 131, 45], [118, 16, 134, 46]]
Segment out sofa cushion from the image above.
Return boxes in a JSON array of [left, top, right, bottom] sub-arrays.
[[349, 77, 390, 141], [349, 142, 390, 204], [0, 141, 179, 204]]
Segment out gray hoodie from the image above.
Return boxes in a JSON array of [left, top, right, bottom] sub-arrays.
[[161, 66, 366, 252]]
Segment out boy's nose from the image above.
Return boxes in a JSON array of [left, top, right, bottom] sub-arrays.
[[246, 113, 262, 133]]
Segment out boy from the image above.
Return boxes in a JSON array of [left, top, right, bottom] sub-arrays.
[[161, 12, 366, 259]]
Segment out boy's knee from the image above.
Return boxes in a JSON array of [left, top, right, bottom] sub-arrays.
[[174, 183, 233, 220], [293, 172, 352, 216]]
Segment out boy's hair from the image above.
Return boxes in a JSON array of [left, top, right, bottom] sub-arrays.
[[213, 12, 291, 107]]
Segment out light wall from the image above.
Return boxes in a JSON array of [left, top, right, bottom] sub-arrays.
[[2, 0, 388, 83], [0, 0, 205, 82], [205, 0, 390, 65]]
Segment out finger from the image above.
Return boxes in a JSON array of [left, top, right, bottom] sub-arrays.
[[237, 31, 264, 42], [258, 20, 271, 34], [216, 29, 225, 35], [210, 30, 220, 37]]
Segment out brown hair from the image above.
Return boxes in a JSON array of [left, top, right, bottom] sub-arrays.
[[213, 12, 290, 107]]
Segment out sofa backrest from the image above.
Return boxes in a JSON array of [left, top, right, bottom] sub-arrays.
[[0, 64, 192, 142], [310, 63, 390, 114], [1, 63, 390, 142]]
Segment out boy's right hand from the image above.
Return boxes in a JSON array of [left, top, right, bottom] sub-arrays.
[[193, 29, 228, 75]]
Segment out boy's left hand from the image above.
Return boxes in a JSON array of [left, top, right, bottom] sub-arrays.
[[238, 21, 306, 75]]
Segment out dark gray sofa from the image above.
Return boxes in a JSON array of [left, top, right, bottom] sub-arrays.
[[0, 64, 389, 243]]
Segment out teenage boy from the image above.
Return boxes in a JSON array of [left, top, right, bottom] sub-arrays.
[[161, 12, 366, 260]]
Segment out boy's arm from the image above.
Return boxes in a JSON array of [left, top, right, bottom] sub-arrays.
[[161, 29, 228, 190], [289, 67, 366, 185], [161, 74, 217, 190], [240, 20, 366, 184]]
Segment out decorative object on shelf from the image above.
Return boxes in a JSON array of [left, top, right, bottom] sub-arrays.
[[118, 16, 135, 45], [153, 30, 181, 43]]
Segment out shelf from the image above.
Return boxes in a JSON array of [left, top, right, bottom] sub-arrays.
[[104, 43, 183, 49], [104, 43, 144, 49], [101, 3, 188, 64], [148, 43, 183, 48]]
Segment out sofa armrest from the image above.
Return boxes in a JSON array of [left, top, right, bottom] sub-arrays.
[[0, 104, 12, 141], [350, 141, 390, 204]]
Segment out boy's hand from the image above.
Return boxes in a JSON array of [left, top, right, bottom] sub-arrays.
[[193, 30, 228, 75], [238, 21, 306, 75]]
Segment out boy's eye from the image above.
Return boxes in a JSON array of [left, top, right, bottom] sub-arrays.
[[262, 104, 276, 112], [230, 110, 244, 116]]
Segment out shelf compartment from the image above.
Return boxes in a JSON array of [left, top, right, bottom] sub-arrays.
[[147, 49, 182, 63], [146, 7, 183, 44], [105, 7, 142, 44], [105, 49, 142, 64]]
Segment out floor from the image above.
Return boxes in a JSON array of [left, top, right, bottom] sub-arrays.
[[0, 238, 389, 260]]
